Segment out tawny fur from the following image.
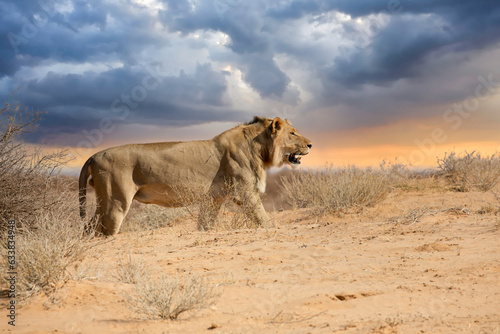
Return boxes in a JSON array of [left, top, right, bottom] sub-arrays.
[[79, 116, 311, 235]]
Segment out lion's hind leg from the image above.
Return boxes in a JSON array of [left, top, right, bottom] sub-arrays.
[[98, 194, 133, 236], [93, 179, 134, 236]]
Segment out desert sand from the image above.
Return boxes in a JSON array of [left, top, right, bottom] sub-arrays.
[[2, 188, 499, 334]]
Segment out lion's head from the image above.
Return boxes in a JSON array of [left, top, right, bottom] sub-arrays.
[[269, 117, 312, 167], [249, 117, 312, 167]]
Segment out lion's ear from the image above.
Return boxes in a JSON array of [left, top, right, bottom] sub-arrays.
[[269, 117, 284, 134]]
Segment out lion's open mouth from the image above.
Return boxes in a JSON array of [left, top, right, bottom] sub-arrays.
[[288, 153, 303, 165]]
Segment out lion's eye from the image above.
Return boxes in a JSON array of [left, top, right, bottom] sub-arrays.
[[291, 132, 297, 136]]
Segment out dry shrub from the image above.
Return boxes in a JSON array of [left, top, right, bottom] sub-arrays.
[[114, 251, 149, 284], [486, 191, 500, 215], [126, 273, 220, 320], [1, 190, 97, 300], [0, 93, 70, 230], [437, 151, 500, 192], [279, 165, 391, 213], [380, 159, 421, 190], [379, 159, 443, 192], [175, 180, 263, 231], [210, 184, 264, 230], [123, 204, 187, 233], [215, 200, 260, 230], [0, 93, 97, 301]]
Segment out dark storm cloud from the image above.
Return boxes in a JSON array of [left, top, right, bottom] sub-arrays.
[[17, 63, 239, 144], [326, 14, 451, 87], [1, 0, 499, 145], [160, 0, 270, 54], [0, 0, 242, 143], [0, 1, 37, 76], [269, 0, 500, 87], [157, 0, 500, 103], [238, 54, 291, 99], [158, 0, 293, 98], [1, 0, 160, 77]]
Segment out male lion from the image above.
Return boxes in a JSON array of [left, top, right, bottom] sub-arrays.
[[79, 116, 311, 235]]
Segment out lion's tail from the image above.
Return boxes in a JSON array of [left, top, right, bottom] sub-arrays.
[[79, 157, 93, 219]]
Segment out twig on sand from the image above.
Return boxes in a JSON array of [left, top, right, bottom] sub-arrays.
[[266, 309, 328, 324]]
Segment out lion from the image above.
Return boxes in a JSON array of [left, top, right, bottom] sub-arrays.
[[79, 116, 312, 235]]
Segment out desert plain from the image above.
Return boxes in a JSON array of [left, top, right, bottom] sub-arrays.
[[2, 174, 499, 334]]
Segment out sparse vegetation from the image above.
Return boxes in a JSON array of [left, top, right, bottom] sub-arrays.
[[125, 273, 220, 320], [0, 92, 70, 230], [380, 159, 440, 191], [487, 191, 500, 215], [437, 151, 500, 192], [7, 195, 96, 300], [114, 251, 150, 284], [122, 204, 187, 233], [477, 204, 496, 215], [380, 159, 414, 189], [279, 165, 391, 213], [0, 93, 96, 301], [175, 180, 264, 230], [1, 94, 499, 332], [389, 205, 432, 225]]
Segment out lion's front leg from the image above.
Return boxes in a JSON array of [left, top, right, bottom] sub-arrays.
[[197, 197, 222, 231], [238, 191, 272, 228], [252, 200, 271, 228]]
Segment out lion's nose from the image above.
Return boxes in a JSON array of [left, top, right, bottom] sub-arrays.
[[307, 144, 312, 149]]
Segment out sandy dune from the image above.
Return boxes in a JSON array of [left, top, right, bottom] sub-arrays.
[[2, 189, 500, 334]]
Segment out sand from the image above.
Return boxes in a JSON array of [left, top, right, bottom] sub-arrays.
[[2, 189, 499, 333]]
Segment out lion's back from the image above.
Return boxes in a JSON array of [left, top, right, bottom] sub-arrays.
[[90, 140, 223, 187]]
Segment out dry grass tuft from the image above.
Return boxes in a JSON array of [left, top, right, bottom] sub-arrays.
[[123, 204, 187, 233], [1, 190, 97, 300], [279, 165, 391, 213], [125, 273, 220, 320], [114, 251, 150, 284], [211, 197, 262, 231], [437, 151, 500, 192], [175, 180, 264, 231], [380, 160, 440, 191]]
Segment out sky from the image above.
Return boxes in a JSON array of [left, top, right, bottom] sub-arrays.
[[1, 0, 500, 171]]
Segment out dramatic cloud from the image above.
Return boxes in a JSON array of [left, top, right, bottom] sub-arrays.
[[1, 0, 499, 165], [18, 62, 240, 144], [269, 0, 500, 85]]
